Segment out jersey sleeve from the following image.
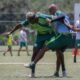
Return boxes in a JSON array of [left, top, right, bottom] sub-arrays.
[[56, 11, 70, 24], [36, 12, 53, 19], [20, 19, 29, 27]]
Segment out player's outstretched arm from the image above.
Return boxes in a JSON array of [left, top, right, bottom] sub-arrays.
[[9, 24, 22, 34], [64, 21, 80, 32], [46, 15, 65, 25], [51, 15, 65, 22], [1, 24, 22, 36]]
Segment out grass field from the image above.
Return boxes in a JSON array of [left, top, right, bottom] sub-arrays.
[[0, 46, 80, 80]]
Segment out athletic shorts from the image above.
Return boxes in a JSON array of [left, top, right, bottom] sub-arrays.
[[20, 42, 27, 47], [8, 45, 12, 49], [46, 33, 75, 50], [34, 32, 55, 49], [75, 39, 80, 48]]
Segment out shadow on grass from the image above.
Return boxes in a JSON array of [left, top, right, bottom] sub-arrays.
[[26, 75, 73, 79]]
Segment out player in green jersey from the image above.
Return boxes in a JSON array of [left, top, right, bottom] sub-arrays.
[[5, 11, 66, 77]]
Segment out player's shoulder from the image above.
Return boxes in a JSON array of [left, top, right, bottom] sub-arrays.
[[55, 10, 66, 17], [55, 10, 62, 15], [36, 12, 52, 19]]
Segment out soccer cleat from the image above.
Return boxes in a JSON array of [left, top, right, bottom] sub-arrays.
[[53, 72, 59, 77], [27, 54, 31, 56], [3, 53, 5, 56], [24, 62, 35, 69], [74, 57, 76, 63], [62, 71, 67, 77], [18, 54, 20, 56], [27, 74, 35, 78]]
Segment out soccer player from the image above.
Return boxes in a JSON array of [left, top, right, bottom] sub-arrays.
[[5, 12, 58, 77], [3, 34, 13, 56], [72, 18, 80, 63], [25, 4, 80, 77], [18, 27, 30, 56], [48, 4, 69, 77], [5, 11, 70, 77]]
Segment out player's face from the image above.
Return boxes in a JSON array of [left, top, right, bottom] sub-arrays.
[[49, 8, 56, 15]]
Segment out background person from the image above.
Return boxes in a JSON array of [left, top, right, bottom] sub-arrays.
[[72, 18, 80, 63], [18, 27, 30, 56], [3, 34, 13, 56]]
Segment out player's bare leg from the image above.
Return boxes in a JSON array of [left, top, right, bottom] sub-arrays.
[[9, 47, 13, 56], [25, 46, 49, 69], [3, 50, 9, 56], [25, 46, 30, 56], [18, 46, 22, 56], [54, 50, 67, 77], [24, 47, 41, 77]]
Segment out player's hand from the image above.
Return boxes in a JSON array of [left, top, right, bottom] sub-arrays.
[[1, 32, 10, 36], [46, 18, 51, 23]]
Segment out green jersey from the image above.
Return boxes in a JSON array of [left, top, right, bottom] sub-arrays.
[[21, 13, 54, 34]]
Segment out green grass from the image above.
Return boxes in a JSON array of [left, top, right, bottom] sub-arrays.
[[0, 46, 80, 80]]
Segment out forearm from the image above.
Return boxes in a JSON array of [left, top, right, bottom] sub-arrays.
[[65, 23, 80, 32], [51, 15, 65, 22], [10, 24, 22, 34]]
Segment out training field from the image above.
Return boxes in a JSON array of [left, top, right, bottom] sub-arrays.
[[0, 46, 80, 80]]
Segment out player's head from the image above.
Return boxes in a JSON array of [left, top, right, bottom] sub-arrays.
[[26, 11, 38, 24], [26, 12, 35, 18], [48, 4, 57, 14]]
